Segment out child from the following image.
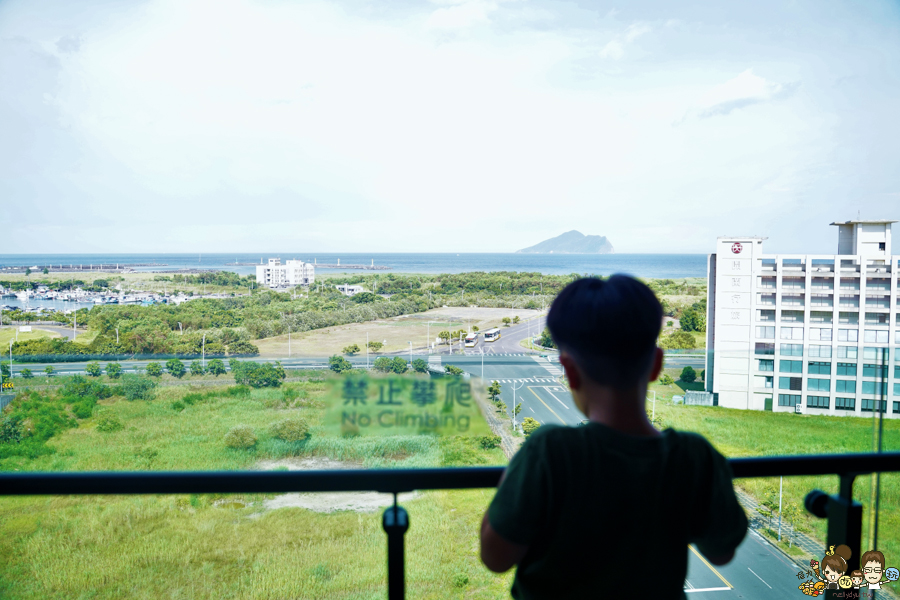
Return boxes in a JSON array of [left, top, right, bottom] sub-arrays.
[[480, 275, 748, 599]]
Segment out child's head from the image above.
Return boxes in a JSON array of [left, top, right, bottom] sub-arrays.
[[547, 275, 662, 390], [862, 550, 886, 585], [851, 570, 863, 585]]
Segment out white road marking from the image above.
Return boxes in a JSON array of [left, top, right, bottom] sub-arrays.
[[542, 387, 569, 409], [684, 588, 731, 593], [528, 406, 535, 413], [747, 568, 771, 589]]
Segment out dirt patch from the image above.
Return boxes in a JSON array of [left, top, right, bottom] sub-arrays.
[[254, 457, 418, 514]]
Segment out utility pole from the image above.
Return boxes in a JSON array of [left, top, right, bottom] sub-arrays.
[[480, 347, 484, 379], [777, 476, 783, 541], [366, 332, 369, 369], [73, 310, 77, 341], [408, 341, 412, 365], [116, 327, 119, 345], [202, 333, 206, 369]]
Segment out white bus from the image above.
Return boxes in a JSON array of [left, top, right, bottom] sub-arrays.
[[483, 328, 501, 342], [464, 332, 479, 347]]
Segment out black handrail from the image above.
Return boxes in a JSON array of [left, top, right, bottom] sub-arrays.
[[2, 452, 899, 496]]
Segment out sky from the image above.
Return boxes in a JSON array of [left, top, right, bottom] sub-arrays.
[[1, 0, 899, 254]]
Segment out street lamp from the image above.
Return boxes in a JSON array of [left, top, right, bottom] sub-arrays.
[[511, 380, 525, 431], [202, 333, 206, 368], [409, 341, 412, 366], [480, 347, 484, 379]]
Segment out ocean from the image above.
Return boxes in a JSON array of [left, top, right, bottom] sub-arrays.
[[0, 253, 707, 279]]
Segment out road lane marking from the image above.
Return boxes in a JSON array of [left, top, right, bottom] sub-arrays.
[[527, 387, 566, 424], [747, 568, 771, 589], [684, 588, 731, 593], [542, 387, 570, 409], [688, 545, 732, 589]]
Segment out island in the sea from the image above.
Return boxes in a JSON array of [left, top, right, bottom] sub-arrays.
[[516, 230, 615, 254]]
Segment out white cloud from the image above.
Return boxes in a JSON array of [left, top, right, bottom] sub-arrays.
[[696, 69, 796, 118], [598, 21, 651, 60], [425, 0, 495, 30]]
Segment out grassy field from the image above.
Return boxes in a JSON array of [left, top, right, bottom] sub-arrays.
[[256, 307, 542, 356], [0, 375, 513, 599], [0, 327, 62, 347], [649, 372, 900, 565], [1, 272, 248, 296]]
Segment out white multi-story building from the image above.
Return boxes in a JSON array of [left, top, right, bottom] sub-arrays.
[[706, 220, 898, 417], [336, 284, 364, 296], [255, 258, 315, 288]]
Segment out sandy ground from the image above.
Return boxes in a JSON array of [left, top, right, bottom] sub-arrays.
[[256, 306, 542, 356], [254, 457, 418, 514]]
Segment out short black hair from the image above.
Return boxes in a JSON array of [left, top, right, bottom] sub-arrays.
[[547, 275, 662, 389]]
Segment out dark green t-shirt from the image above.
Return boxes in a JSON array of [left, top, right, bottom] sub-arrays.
[[488, 423, 747, 599]]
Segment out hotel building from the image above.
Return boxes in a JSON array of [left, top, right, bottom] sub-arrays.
[[255, 258, 315, 288], [706, 220, 899, 417]]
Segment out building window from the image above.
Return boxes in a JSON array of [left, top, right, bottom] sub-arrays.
[[809, 345, 832, 358], [836, 397, 856, 411], [894, 383, 900, 397], [838, 329, 859, 342], [807, 395, 830, 409], [809, 328, 832, 341], [864, 330, 890, 343], [782, 278, 805, 289], [779, 360, 802, 373], [837, 346, 858, 359], [863, 364, 888, 378], [896, 365, 900, 378], [865, 312, 890, 325], [780, 327, 804, 340], [862, 381, 888, 396], [778, 394, 801, 407], [780, 344, 803, 357], [808, 378, 831, 392], [863, 347, 888, 361], [755, 343, 775, 355], [894, 401, 900, 413], [839, 312, 859, 325], [754, 376, 774, 389], [861, 399, 888, 412], [758, 359, 774, 372], [836, 380, 856, 394], [837, 363, 857, 376], [810, 311, 833, 324], [808, 362, 831, 375], [755, 326, 775, 339], [757, 310, 776, 323], [781, 310, 804, 322], [779, 377, 802, 391]]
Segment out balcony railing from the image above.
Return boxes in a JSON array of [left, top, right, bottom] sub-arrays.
[[3, 453, 900, 599]]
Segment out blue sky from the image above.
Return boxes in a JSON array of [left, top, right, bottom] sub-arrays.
[[1, 0, 898, 254]]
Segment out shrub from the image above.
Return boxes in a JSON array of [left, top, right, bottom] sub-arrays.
[[700, 369, 705, 382], [411, 358, 428, 373], [95, 412, 124, 433], [342, 344, 360, 355], [390, 357, 408, 374], [232, 360, 286, 387], [680, 366, 697, 383], [444, 365, 464, 376], [122, 374, 157, 401], [477, 434, 502, 450], [19, 368, 33, 379], [207, 358, 226, 376], [190, 360, 205, 376], [658, 374, 674, 386], [269, 417, 310, 442], [228, 340, 260, 356], [171, 401, 186, 412], [329, 355, 353, 374], [512, 316, 520, 324], [501, 317, 511, 327], [105, 362, 122, 379], [166, 358, 186, 378], [146, 362, 163, 377], [373, 357, 392, 373], [44, 365, 54, 377], [224, 424, 257, 449], [0, 415, 23, 443], [521, 417, 540, 436], [658, 330, 695, 350], [85, 362, 102, 377], [366, 340, 383, 352], [72, 401, 95, 419], [454, 574, 469, 588]]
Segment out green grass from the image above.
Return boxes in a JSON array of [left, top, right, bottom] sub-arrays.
[[0, 328, 61, 347], [0, 376, 511, 599]]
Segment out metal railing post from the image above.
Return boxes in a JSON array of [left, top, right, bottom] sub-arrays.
[[805, 473, 863, 573], [383, 494, 409, 600]]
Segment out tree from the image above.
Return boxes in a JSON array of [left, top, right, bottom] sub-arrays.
[[501, 317, 511, 327], [514, 402, 523, 426], [85, 362, 102, 377], [495, 399, 507, 413], [367, 341, 383, 352], [700, 369, 705, 382], [207, 358, 226, 376], [390, 356, 408, 374], [228, 340, 260, 356], [231, 360, 286, 387], [329, 355, 353, 373], [0, 362, 9, 379], [146, 362, 163, 377], [350, 292, 379, 304], [42, 268, 49, 275], [472, 325, 479, 332], [343, 344, 361, 355], [487, 380, 501, 401], [44, 365, 54, 377], [658, 374, 674, 386], [373, 357, 393, 373], [411, 358, 428, 373], [122, 374, 157, 401], [24, 268, 31, 276], [658, 330, 695, 350], [106, 363, 122, 379], [537, 328, 555, 348], [444, 364, 464, 376], [190, 360, 205, 376], [512, 316, 520, 324], [438, 331, 451, 344], [680, 366, 697, 383], [522, 417, 541, 436], [165, 358, 186, 378], [19, 368, 33, 379]]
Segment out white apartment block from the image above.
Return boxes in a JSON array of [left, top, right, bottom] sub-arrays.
[[706, 220, 899, 418], [336, 284, 364, 296], [255, 258, 315, 288]]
